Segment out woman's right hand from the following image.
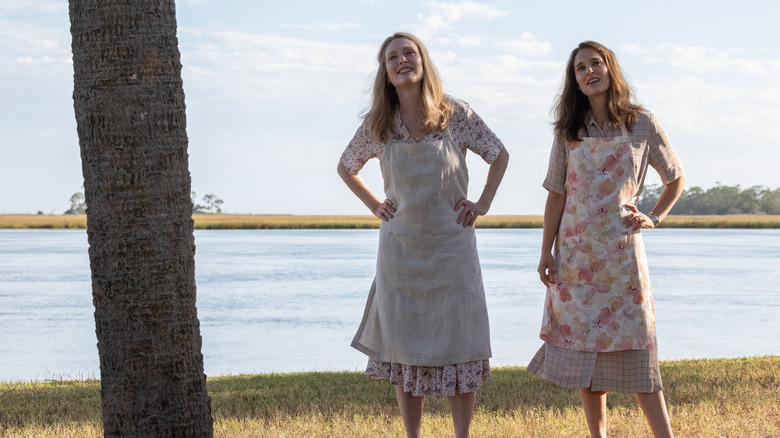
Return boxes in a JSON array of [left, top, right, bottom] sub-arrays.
[[374, 199, 396, 221], [537, 252, 556, 287]]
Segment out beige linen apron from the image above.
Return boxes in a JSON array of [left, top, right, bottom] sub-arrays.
[[351, 131, 492, 366], [540, 125, 657, 352]]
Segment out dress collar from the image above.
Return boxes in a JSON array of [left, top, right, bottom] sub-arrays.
[[584, 112, 606, 137]]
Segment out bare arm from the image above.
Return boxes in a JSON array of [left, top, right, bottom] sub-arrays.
[[624, 175, 686, 230], [336, 161, 396, 221], [455, 147, 510, 226], [537, 190, 565, 286]]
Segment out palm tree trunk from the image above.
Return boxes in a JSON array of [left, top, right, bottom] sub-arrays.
[[69, 0, 213, 436]]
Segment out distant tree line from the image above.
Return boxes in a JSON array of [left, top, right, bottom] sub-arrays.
[[64, 189, 225, 214], [191, 191, 224, 214], [638, 183, 780, 215]]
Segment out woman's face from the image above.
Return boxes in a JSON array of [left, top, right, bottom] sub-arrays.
[[384, 38, 424, 88], [574, 47, 610, 98]]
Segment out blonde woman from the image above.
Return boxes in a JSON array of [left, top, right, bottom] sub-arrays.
[[338, 32, 509, 438], [530, 41, 685, 438]]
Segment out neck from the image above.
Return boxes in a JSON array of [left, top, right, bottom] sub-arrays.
[[588, 95, 609, 130], [396, 84, 422, 116]]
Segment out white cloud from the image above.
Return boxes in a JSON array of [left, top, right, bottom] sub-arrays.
[[178, 26, 377, 107], [423, 1, 511, 22], [619, 42, 780, 140], [493, 32, 552, 57], [0, 20, 69, 56], [0, 20, 71, 89], [413, 1, 511, 37], [623, 43, 780, 80], [0, 0, 65, 13], [278, 22, 363, 32]]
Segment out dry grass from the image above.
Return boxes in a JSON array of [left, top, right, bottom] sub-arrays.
[[1, 356, 778, 437], [658, 214, 780, 228], [0, 215, 87, 229], [192, 214, 383, 229], [3, 214, 780, 229]]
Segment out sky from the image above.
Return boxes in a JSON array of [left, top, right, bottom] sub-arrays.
[[1, 0, 779, 215]]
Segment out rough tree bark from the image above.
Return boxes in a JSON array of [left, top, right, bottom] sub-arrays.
[[69, 0, 213, 436]]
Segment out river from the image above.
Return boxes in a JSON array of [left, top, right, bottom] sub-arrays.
[[0, 228, 777, 382]]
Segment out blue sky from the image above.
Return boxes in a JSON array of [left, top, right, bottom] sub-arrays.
[[1, 0, 778, 214]]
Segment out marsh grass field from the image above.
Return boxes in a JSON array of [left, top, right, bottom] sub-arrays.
[[0, 357, 778, 437], [2, 213, 780, 229]]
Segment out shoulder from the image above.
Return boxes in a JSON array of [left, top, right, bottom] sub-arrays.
[[451, 98, 470, 112], [447, 98, 481, 127], [637, 110, 659, 125], [629, 110, 664, 139], [451, 98, 474, 116], [347, 121, 382, 151], [552, 129, 570, 152]]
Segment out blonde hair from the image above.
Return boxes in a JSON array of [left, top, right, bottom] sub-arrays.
[[554, 41, 645, 142], [362, 32, 454, 143]]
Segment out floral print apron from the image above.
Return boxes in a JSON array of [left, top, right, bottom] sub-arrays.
[[540, 125, 657, 352], [351, 131, 492, 366]]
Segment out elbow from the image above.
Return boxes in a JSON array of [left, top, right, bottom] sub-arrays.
[[492, 147, 509, 170], [670, 174, 686, 192], [337, 161, 354, 182], [499, 147, 509, 164]]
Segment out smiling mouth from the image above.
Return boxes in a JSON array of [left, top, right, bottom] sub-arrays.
[[587, 78, 600, 85], [398, 67, 413, 74]]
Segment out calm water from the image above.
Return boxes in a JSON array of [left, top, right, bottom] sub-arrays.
[[0, 228, 778, 382]]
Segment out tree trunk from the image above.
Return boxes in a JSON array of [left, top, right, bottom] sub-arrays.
[[69, 0, 213, 436]]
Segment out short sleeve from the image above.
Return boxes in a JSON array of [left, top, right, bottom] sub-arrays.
[[644, 113, 685, 185], [339, 123, 383, 175], [449, 100, 504, 164], [542, 132, 568, 195]]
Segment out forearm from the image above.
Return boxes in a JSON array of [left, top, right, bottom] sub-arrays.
[[476, 148, 509, 209], [650, 176, 686, 221], [541, 191, 565, 253], [336, 161, 383, 213]]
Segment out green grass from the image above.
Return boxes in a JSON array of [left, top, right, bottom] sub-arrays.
[[2, 214, 780, 229], [1, 356, 778, 437]]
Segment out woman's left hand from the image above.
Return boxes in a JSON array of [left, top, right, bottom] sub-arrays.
[[455, 199, 488, 227], [623, 203, 653, 231]]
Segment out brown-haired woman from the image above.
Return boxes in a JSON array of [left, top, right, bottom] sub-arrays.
[[529, 41, 685, 438], [337, 32, 509, 438]]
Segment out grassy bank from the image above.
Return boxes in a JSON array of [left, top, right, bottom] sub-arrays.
[[0, 356, 777, 437], [2, 214, 780, 229]]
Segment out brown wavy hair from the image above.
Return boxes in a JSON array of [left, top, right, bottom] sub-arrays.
[[362, 32, 454, 144], [554, 41, 645, 142]]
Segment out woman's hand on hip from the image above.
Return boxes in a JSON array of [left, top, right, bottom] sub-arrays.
[[537, 252, 556, 287], [374, 198, 396, 221], [455, 199, 487, 227], [623, 203, 653, 231]]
